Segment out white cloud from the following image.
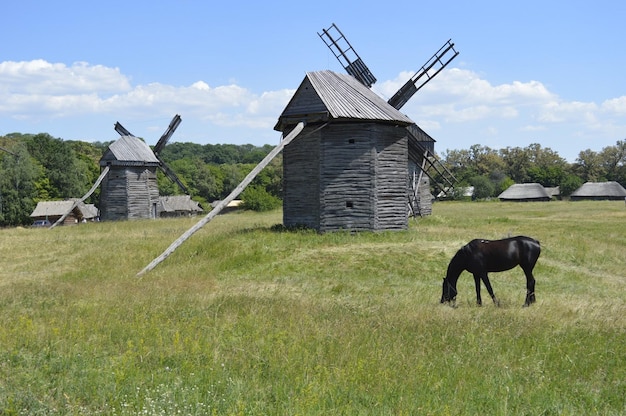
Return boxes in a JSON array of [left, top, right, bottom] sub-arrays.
[[602, 96, 626, 114], [0, 60, 130, 94], [0, 60, 295, 125], [0, 59, 623, 160]]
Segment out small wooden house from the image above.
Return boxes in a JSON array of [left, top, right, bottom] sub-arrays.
[[274, 70, 433, 232], [99, 136, 160, 221], [30, 200, 97, 225], [158, 195, 203, 217]]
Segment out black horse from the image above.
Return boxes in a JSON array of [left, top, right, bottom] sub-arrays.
[[440, 236, 541, 307]]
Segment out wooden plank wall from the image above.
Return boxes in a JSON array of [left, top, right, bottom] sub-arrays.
[[100, 167, 158, 221], [283, 122, 411, 232], [100, 169, 128, 221], [373, 126, 408, 230], [319, 124, 375, 232], [283, 126, 321, 229], [127, 167, 159, 220]]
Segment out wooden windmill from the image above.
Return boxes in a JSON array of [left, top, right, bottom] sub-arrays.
[[96, 114, 188, 221], [113, 114, 189, 195], [274, 23, 459, 232], [49, 115, 191, 227], [318, 23, 458, 209]]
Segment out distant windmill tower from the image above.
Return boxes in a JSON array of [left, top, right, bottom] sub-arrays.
[[46, 115, 188, 228], [274, 24, 458, 232], [99, 115, 188, 221]]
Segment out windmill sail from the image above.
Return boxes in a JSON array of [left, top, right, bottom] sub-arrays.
[[387, 40, 459, 110], [154, 114, 182, 154], [318, 23, 377, 87], [114, 122, 133, 137], [158, 158, 189, 194], [152, 114, 187, 193]]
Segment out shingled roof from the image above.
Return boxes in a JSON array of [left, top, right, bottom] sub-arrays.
[[158, 195, 203, 215], [498, 183, 551, 201], [100, 135, 160, 167], [30, 200, 98, 222], [570, 181, 626, 200], [274, 70, 414, 131]]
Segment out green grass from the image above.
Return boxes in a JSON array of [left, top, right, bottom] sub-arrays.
[[1, 201, 625, 415]]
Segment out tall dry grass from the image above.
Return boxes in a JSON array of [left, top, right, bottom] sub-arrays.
[[0, 201, 624, 414]]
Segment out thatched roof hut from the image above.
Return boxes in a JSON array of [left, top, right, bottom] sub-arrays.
[[158, 195, 203, 217], [275, 70, 431, 232], [570, 181, 626, 201], [544, 186, 561, 199], [498, 183, 551, 202], [30, 200, 97, 225]]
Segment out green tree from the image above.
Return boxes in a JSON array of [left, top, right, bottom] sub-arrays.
[[574, 149, 605, 182], [599, 140, 626, 183], [0, 144, 39, 226], [500, 146, 532, 183], [559, 174, 584, 196], [469, 175, 495, 199], [26, 133, 88, 199]]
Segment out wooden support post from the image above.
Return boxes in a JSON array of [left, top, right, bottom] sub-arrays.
[[50, 166, 110, 229], [136, 122, 306, 276]]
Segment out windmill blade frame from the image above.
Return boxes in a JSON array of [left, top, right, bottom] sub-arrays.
[[157, 156, 189, 194], [114, 122, 133, 137], [318, 23, 377, 88], [387, 39, 459, 110], [154, 114, 182, 155]]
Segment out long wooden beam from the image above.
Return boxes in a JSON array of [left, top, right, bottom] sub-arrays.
[[136, 122, 307, 276], [50, 166, 110, 229]]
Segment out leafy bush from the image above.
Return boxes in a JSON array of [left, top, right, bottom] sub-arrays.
[[560, 173, 584, 196], [240, 185, 281, 211], [469, 175, 495, 199]]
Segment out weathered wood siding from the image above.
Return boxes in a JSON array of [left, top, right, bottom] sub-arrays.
[[319, 124, 375, 232], [283, 122, 409, 232], [373, 127, 408, 230], [283, 126, 321, 229], [280, 78, 327, 118], [100, 167, 159, 221]]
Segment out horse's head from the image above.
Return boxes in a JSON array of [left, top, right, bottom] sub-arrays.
[[440, 277, 457, 305]]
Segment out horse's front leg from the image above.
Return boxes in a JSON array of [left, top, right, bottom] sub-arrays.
[[473, 274, 483, 306], [480, 274, 500, 306]]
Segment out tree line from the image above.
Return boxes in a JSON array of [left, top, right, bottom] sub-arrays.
[[0, 133, 281, 226], [1, 132, 624, 227], [438, 141, 626, 199]]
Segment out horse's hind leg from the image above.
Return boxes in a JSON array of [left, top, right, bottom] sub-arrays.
[[478, 273, 500, 307], [522, 265, 536, 307]]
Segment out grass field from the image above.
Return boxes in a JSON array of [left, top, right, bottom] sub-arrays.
[[1, 201, 624, 415]]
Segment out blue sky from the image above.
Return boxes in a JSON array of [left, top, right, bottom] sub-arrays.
[[1, 0, 624, 161]]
